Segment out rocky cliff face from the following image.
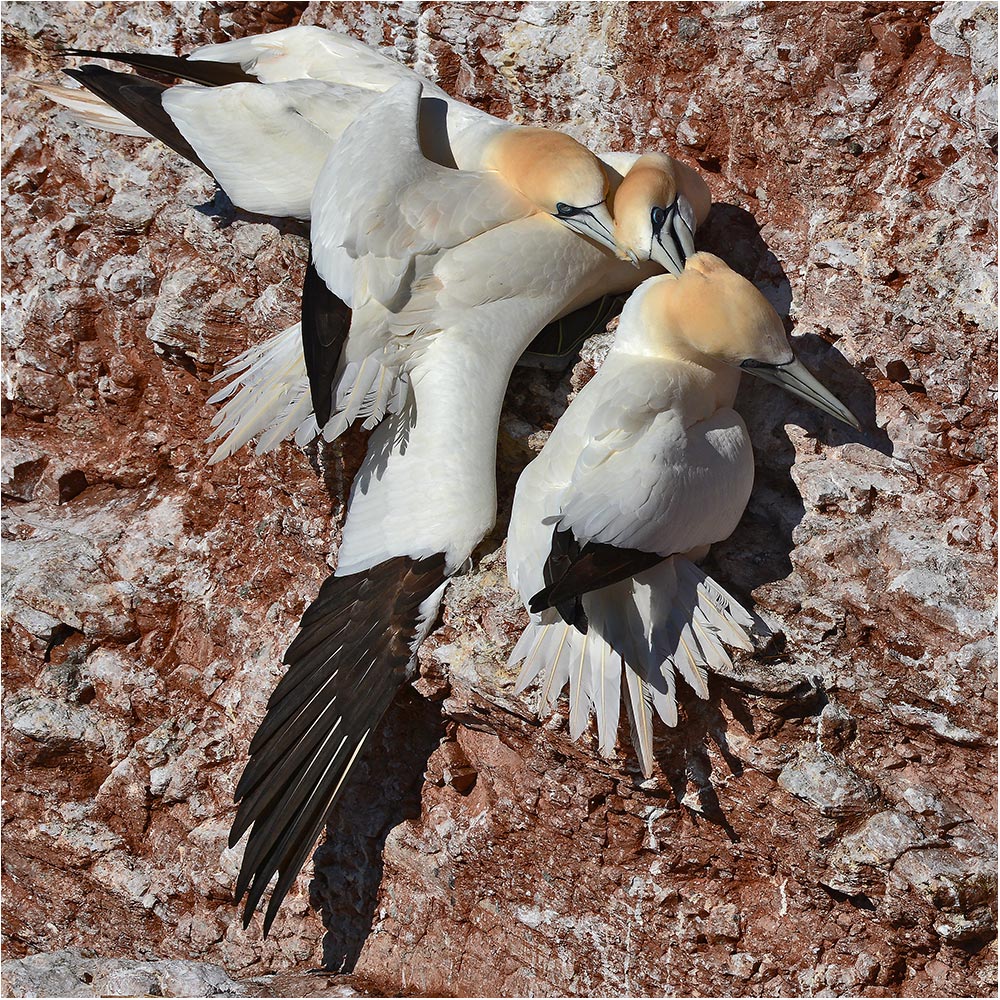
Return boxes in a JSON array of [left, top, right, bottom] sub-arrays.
[[2, 2, 996, 997]]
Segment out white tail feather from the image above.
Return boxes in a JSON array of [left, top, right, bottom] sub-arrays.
[[35, 81, 154, 138], [206, 323, 320, 464], [203, 321, 413, 462], [509, 556, 765, 776]]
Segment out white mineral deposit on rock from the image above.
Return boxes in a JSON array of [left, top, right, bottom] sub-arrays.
[[2, 2, 996, 996]]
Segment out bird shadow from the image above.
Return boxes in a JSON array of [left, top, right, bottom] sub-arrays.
[[641, 671, 830, 843], [192, 185, 310, 240], [308, 689, 446, 972]]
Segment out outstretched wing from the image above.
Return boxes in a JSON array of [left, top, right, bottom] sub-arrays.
[[231, 554, 447, 934]]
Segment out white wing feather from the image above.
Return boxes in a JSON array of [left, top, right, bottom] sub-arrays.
[[188, 25, 451, 98], [162, 80, 377, 219], [34, 82, 153, 137], [551, 359, 754, 557], [311, 78, 533, 308]]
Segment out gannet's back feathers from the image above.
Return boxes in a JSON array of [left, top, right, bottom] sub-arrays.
[[161, 80, 377, 220], [186, 25, 452, 97], [62, 66, 207, 170], [311, 77, 533, 305], [536, 356, 753, 558], [63, 48, 257, 86], [231, 553, 448, 934]]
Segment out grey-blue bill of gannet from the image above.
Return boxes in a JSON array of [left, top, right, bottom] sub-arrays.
[[506, 254, 860, 777]]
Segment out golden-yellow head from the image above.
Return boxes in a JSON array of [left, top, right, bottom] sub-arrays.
[[485, 127, 616, 251], [612, 153, 712, 274], [620, 253, 860, 428]]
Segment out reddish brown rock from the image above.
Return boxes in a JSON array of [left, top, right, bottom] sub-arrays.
[[2, 2, 996, 997]]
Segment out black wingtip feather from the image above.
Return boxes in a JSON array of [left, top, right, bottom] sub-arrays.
[[231, 554, 447, 934], [62, 65, 209, 172], [533, 528, 665, 622], [301, 256, 352, 429], [63, 48, 258, 86]]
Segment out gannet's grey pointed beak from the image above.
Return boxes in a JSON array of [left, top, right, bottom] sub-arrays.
[[674, 195, 697, 259], [741, 356, 861, 430], [651, 221, 685, 276], [650, 197, 697, 277], [559, 202, 618, 254]]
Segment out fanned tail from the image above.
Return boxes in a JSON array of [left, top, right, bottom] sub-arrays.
[[231, 554, 448, 935], [206, 324, 318, 463], [510, 556, 765, 776], [511, 608, 621, 757], [322, 353, 409, 441]]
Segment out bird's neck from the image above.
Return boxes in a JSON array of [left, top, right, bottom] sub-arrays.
[[615, 343, 743, 413], [442, 108, 512, 171]]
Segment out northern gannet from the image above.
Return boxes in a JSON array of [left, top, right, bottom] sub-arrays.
[[42, 29, 709, 447], [43, 26, 705, 264], [226, 82, 710, 931], [506, 254, 859, 775]]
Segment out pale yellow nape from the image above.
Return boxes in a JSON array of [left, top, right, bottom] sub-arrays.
[[483, 126, 609, 214], [641, 253, 792, 365]]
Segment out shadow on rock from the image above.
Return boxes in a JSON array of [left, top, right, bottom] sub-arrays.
[[194, 186, 310, 241], [309, 690, 445, 972], [699, 202, 793, 317]]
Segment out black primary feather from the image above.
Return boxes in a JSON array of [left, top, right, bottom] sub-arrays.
[[539, 528, 589, 631], [63, 66, 208, 172], [530, 528, 664, 623], [301, 256, 353, 428], [230, 553, 447, 935], [63, 48, 257, 86]]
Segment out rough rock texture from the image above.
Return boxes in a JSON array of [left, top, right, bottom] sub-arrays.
[[2, 2, 996, 997]]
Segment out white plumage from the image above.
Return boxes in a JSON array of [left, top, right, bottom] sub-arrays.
[[39, 23, 736, 931], [506, 255, 859, 775]]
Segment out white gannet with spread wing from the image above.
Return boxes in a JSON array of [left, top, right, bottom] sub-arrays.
[[506, 254, 860, 775], [41, 26, 711, 453], [225, 76, 671, 932]]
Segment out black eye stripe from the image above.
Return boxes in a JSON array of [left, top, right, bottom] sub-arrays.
[[741, 359, 782, 370], [555, 200, 604, 219]]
